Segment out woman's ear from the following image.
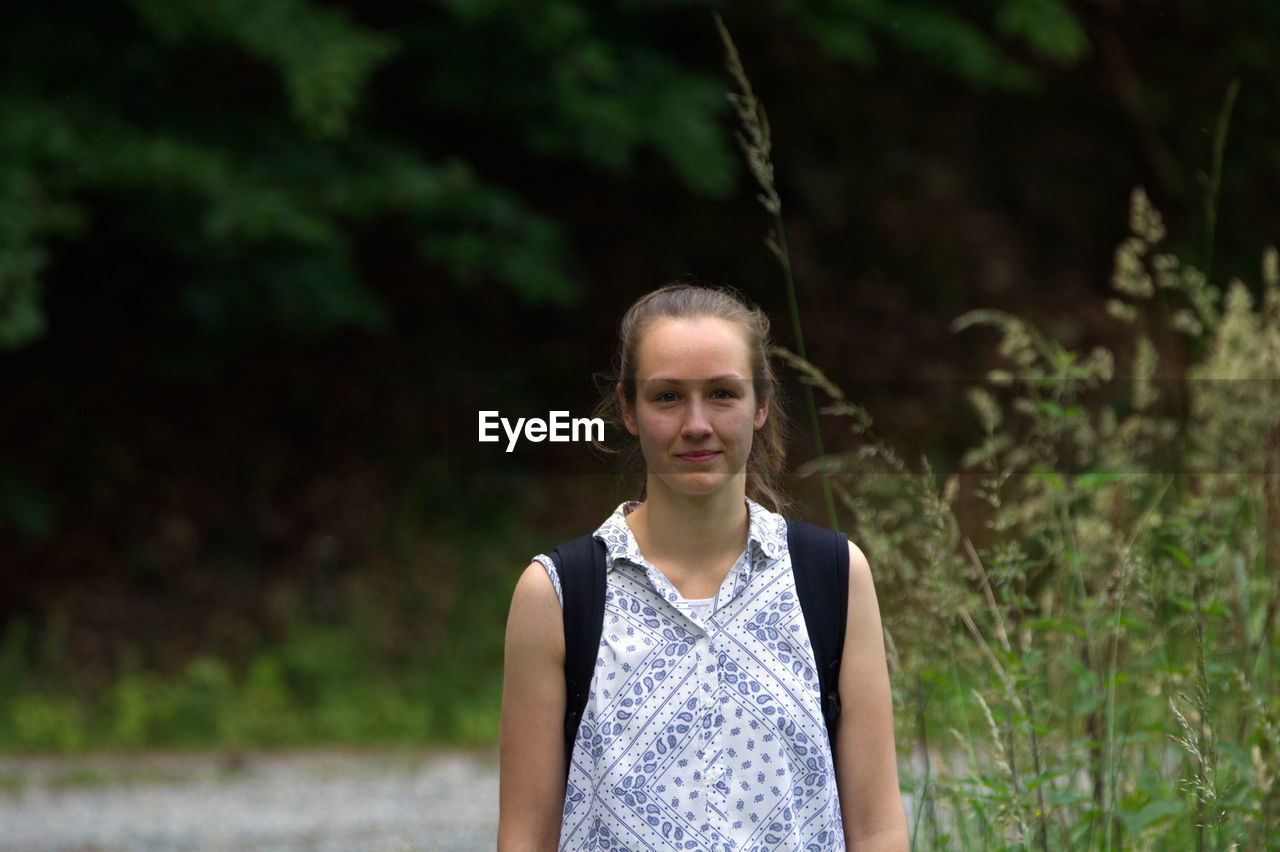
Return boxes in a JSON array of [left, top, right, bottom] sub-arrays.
[[754, 397, 770, 430], [618, 382, 639, 435]]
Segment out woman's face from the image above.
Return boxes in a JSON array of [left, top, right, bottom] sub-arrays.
[[620, 316, 769, 502]]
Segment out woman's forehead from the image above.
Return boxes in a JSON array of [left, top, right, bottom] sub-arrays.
[[633, 317, 753, 377]]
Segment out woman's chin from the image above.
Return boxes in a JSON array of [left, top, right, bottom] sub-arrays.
[[653, 470, 743, 500]]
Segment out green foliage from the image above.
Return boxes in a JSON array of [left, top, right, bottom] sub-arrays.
[[785, 0, 1091, 89], [1, 0, 1163, 349], [427, 1, 737, 196], [0, 166, 83, 348], [0, 516, 529, 752], [790, 189, 1280, 848], [0, 621, 443, 751], [0, 0, 604, 348], [0, 622, 30, 708], [8, 695, 84, 753], [0, 467, 56, 538], [994, 0, 1089, 66], [127, 0, 396, 140]]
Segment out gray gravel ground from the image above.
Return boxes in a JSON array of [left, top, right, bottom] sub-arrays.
[[0, 748, 498, 851]]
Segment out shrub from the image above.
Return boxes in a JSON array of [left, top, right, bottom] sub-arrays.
[[791, 189, 1279, 849]]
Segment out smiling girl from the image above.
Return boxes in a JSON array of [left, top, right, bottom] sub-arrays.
[[498, 284, 907, 851]]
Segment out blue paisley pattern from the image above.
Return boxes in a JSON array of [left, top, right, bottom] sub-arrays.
[[534, 499, 844, 851]]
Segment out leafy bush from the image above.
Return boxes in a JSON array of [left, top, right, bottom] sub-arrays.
[[791, 189, 1279, 849], [712, 18, 1276, 842], [0, 523, 523, 752]]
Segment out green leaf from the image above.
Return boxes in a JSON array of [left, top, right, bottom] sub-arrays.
[[1025, 768, 1068, 791], [878, 3, 1037, 89], [795, 9, 879, 65], [1025, 617, 1086, 638], [1047, 786, 1094, 807], [0, 467, 56, 537], [0, 268, 46, 350], [1032, 470, 1066, 491], [995, 0, 1090, 65], [1076, 472, 1123, 491], [127, 0, 397, 139], [0, 165, 86, 349], [1196, 547, 1225, 568], [1119, 797, 1185, 834], [1164, 545, 1194, 570], [1063, 657, 1099, 689]]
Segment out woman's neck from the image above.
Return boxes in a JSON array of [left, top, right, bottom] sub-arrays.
[[626, 479, 750, 589]]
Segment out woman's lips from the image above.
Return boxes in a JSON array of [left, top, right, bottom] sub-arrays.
[[677, 450, 720, 463]]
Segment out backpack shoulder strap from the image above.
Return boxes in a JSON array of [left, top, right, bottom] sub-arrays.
[[549, 533, 608, 777], [786, 519, 850, 753]]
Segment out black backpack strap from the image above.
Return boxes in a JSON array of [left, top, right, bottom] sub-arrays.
[[550, 534, 608, 778], [787, 520, 849, 755]]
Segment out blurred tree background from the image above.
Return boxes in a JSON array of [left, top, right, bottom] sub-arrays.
[[1, 0, 1277, 748]]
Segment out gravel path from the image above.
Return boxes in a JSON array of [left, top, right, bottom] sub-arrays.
[[0, 748, 499, 851]]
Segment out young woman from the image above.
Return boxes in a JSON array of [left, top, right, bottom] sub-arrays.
[[498, 284, 907, 851]]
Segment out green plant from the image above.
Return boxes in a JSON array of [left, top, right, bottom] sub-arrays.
[[714, 22, 1278, 846], [716, 13, 838, 528], [0, 508, 538, 753], [785, 190, 1279, 849]]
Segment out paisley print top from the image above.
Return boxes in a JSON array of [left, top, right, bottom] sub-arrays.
[[534, 499, 844, 852]]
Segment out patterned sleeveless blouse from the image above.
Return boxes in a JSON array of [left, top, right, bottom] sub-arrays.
[[534, 499, 845, 851]]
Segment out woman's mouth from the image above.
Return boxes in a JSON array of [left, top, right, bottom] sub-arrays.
[[677, 450, 720, 463]]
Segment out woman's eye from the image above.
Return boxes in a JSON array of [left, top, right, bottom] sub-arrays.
[[711, 388, 736, 400], [655, 391, 679, 403]]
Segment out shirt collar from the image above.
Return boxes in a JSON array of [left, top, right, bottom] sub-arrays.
[[593, 497, 786, 573]]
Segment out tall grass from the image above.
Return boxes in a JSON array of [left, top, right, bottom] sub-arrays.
[[716, 19, 1279, 849], [716, 13, 839, 530]]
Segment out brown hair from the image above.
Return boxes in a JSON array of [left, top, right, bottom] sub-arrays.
[[596, 282, 790, 513]]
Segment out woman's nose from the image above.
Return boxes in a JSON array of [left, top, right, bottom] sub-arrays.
[[681, 400, 712, 437]]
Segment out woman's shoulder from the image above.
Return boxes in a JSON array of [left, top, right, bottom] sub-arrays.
[[845, 538, 871, 573], [513, 559, 560, 607], [526, 502, 637, 598]]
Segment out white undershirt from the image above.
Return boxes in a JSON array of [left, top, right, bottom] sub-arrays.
[[683, 595, 716, 623]]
